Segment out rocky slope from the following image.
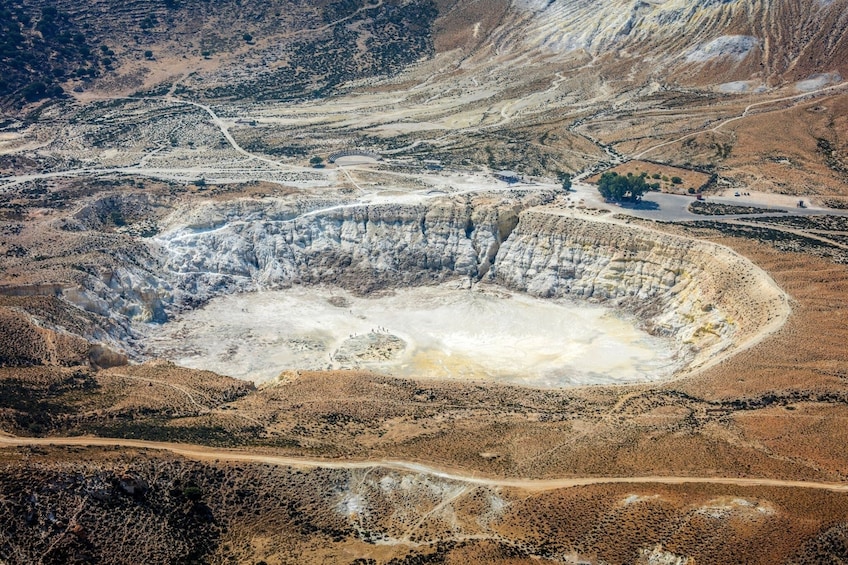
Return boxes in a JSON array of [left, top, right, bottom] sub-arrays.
[[493, 0, 848, 85], [495, 211, 789, 369], [155, 195, 531, 295], [2, 0, 441, 106], [5, 0, 847, 109]]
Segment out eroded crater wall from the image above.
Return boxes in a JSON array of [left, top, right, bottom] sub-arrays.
[[493, 212, 789, 369], [63, 195, 788, 375], [156, 197, 529, 295]]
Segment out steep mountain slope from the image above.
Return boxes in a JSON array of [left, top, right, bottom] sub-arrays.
[[3, 0, 847, 108], [495, 0, 848, 77]]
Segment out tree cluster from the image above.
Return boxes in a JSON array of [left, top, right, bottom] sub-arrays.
[[596, 171, 657, 202]]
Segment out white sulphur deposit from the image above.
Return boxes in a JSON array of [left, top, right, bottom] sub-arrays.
[[144, 284, 684, 387]]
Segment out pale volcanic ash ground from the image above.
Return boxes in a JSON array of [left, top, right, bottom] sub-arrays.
[[143, 283, 683, 387]]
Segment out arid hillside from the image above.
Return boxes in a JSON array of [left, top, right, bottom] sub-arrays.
[[3, 0, 848, 104]]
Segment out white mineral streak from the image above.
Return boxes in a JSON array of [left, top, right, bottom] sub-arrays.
[[507, 0, 747, 58], [686, 35, 759, 62]]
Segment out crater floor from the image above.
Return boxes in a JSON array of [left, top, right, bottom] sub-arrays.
[[143, 283, 683, 386]]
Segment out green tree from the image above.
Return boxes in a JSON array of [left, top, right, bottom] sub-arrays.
[[21, 81, 47, 102], [182, 484, 203, 502], [559, 172, 572, 192], [309, 155, 325, 168], [596, 171, 649, 202]]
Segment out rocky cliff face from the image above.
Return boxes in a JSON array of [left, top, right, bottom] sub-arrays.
[[493, 212, 789, 368], [154, 195, 534, 297], [55, 194, 534, 345], [65, 194, 787, 375]]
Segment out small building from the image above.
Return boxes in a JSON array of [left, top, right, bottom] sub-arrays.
[[494, 170, 520, 183]]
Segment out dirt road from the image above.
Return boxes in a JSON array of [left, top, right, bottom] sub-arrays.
[[2, 435, 847, 493], [632, 80, 848, 160]]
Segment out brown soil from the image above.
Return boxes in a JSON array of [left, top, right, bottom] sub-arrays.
[[2, 444, 848, 564], [588, 161, 712, 194], [611, 94, 848, 199], [3, 3, 848, 556]]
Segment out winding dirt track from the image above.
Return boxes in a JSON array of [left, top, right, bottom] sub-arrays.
[[2, 435, 848, 493], [632, 80, 848, 160]]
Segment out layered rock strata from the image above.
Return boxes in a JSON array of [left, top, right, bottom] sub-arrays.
[[495, 211, 788, 369]]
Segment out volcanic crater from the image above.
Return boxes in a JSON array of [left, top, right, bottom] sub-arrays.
[[57, 189, 791, 388]]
